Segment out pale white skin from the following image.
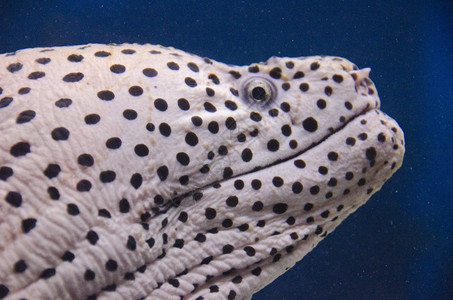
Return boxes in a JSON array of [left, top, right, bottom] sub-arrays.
[[0, 44, 404, 300]]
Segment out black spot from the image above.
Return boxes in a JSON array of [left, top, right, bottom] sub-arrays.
[[187, 62, 199, 72], [310, 186, 320, 195], [157, 166, 169, 181], [0, 167, 13, 181], [146, 123, 155, 131], [51, 127, 70, 141], [22, 218, 37, 233], [47, 187, 60, 200], [325, 86, 333, 96], [195, 233, 206, 242], [252, 201, 263, 211], [28, 71, 45, 80], [241, 148, 253, 162], [167, 62, 179, 70], [158, 122, 171, 137], [269, 67, 282, 79], [208, 121, 219, 134], [154, 98, 168, 111], [130, 173, 143, 189], [225, 100, 237, 111], [85, 114, 100, 125], [251, 179, 262, 190], [0, 97, 13, 109], [232, 276, 242, 284], [86, 230, 99, 245], [346, 137, 356, 146], [7, 62, 23, 73], [303, 117, 318, 132], [229, 70, 241, 79], [44, 164, 61, 179], [177, 98, 190, 110], [185, 132, 198, 146], [13, 110, 35, 126], [204, 102, 217, 112], [127, 235, 137, 251], [123, 109, 137, 120], [100, 170, 116, 183], [185, 77, 197, 87], [191, 116, 203, 126], [76, 180, 92, 192], [14, 260, 27, 273], [222, 219, 233, 228], [95, 51, 111, 57], [67, 54, 83, 62], [267, 139, 279, 152], [36, 57, 51, 64], [304, 203, 314, 211], [77, 154, 94, 167], [366, 147, 377, 162], [250, 112, 262, 122], [321, 210, 330, 218], [143, 68, 158, 77], [333, 74, 344, 83], [328, 152, 339, 161], [110, 64, 126, 73], [97, 90, 115, 101], [223, 167, 233, 178], [299, 82, 309, 92], [208, 73, 220, 84], [205, 208, 216, 219], [67, 203, 80, 215], [18, 87, 31, 94], [282, 83, 291, 91], [129, 86, 143, 96], [40, 268, 56, 279], [244, 246, 256, 256], [106, 137, 122, 149], [105, 259, 118, 271], [293, 71, 304, 79], [358, 133, 368, 140], [318, 166, 328, 175], [176, 152, 190, 166], [62, 72, 83, 82], [292, 182, 303, 194], [121, 49, 136, 54], [230, 88, 239, 96], [55, 98, 72, 108], [84, 269, 95, 281], [226, 196, 238, 207], [98, 209, 111, 218], [10, 142, 30, 157], [280, 102, 291, 112], [248, 65, 259, 73], [218, 145, 228, 156], [281, 124, 292, 137], [273, 203, 288, 214], [61, 251, 75, 261], [310, 62, 320, 70], [119, 198, 131, 214], [272, 176, 284, 187], [5, 191, 22, 207]]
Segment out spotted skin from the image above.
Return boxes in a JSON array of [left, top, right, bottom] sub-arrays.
[[0, 44, 404, 299]]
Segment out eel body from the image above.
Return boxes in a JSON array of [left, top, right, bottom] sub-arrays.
[[0, 44, 404, 299]]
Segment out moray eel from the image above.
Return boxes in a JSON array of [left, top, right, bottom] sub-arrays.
[[0, 44, 404, 299]]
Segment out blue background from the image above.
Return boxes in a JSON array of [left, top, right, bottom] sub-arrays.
[[0, 1, 451, 299]]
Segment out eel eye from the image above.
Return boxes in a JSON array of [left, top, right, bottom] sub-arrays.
[[244, 77, 276, 104]]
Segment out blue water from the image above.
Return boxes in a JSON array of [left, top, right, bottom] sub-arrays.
[[0, 1, 451, 299]]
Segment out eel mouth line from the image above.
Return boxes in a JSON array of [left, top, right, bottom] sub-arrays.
[[164, 103, 375, 211]]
